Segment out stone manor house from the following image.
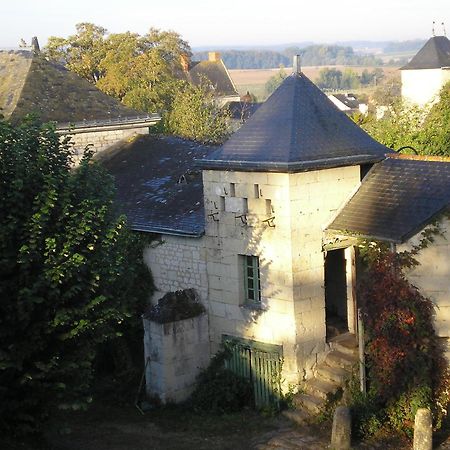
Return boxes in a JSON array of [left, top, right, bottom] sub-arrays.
[[3, 37, 450, 409], [104, 53, 450, 405]]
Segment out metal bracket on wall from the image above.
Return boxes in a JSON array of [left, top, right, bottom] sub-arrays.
[[262, 216, 276, 228], [208, 212, 219, 222], [235, 214, 248, 226]]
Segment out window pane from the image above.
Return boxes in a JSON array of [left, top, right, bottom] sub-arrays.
[[248, 290, 254, 300], [248, 278, 254, 289]]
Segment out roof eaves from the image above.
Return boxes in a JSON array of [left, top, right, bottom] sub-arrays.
[[196, 153, 388, 173], [130, 224, 205, 238]]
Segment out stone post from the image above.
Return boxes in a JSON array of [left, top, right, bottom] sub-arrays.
[[331, 406, 351, 450], [413, 408, 432, 450]]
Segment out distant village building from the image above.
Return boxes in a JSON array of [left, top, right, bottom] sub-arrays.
[[327, 93, 368, 115], [180, 51, 241, 106], [401, 34, 450, 106], [0, 42, 160, 163], [105, 59, 450, 409]]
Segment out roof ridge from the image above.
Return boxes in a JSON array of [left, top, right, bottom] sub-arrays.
[[387, 153, 450, 162]]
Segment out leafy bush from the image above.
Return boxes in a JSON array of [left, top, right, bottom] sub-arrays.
[[164, 80, 230, 144], [352, 250, 450, 438], [189, 344, 253, 414], [0, 119, 153, 435], [144, 288, 205, 323]]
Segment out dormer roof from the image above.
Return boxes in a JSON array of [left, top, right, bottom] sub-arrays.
[[198, 72, 392, 173], [401, 35, 450, 70]]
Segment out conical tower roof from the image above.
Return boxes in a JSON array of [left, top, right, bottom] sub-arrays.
[[199, 71, 392, 173], [401, 35, 450, 70]]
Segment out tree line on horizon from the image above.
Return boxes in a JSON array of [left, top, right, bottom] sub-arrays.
[[194, 45, 385, 69]]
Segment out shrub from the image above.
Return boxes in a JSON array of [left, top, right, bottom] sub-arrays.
[[352, 250, 450, 438], [189, 344, 254, 414]]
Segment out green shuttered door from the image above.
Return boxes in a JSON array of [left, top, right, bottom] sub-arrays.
[[223, 335, 283, 409]]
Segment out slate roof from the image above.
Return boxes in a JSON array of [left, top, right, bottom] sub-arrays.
[[0, 50, 147, 124], [401, 35, 450, 70], [102, 135, 214, 237], [188, 60, 238, 97], [329, 93, 360, 110], [198, 72, 393, 172], [327, 156, 450, 243], [226, 101, 261, 121]]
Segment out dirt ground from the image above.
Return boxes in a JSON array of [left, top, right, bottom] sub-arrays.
[[44, 403, 292, 450], [5, 400, 450, 450]]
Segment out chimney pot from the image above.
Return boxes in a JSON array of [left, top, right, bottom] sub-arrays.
[[208, 51, 221, 62], [293, 55, 301, 74], [31, 36, 40, 53]]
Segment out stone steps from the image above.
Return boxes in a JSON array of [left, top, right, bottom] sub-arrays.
[[285, 333, 358, 423]]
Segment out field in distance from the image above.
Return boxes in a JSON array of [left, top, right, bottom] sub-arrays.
[[230, 66, 400, 101]]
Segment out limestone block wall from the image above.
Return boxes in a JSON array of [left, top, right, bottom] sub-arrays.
[[401, 68, 450, 107], [143, 235, 208, 305], [399, 217, 450, 358], [289, 166, 360, 375], [63, 126, 149, 164], [202, 169, 298, 386], [143, 314, 210, 403]]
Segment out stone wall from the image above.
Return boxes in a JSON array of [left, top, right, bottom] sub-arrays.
[[63, 126, 149, 164], [400, 217, 450, 358], [202, 170, 298, 385], [143, 236, 208, 305], [143, 314, 210, 403], [401, 68, 450, 107], [289, 167, 360, 374], [201, 166, 361, 384], [143, 166, 361, 387]]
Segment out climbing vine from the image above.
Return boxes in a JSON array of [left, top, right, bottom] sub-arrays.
[[351, 221, 450, 439]]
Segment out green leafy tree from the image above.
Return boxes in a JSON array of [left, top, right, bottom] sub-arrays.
[[317, 68, 342, 90], [44, 23, 190, 112], [45, 23, 108, 83], [357, 82, 450, 155], [0, 119, 153, 434], [165, 81, 230, 143], [264, 66, 287, 96]]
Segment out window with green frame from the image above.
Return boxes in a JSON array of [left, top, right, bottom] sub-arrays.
[[243, 255, 261, 304]]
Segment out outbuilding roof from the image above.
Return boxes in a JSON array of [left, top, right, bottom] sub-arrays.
[[0, 50, 149, 124], [198, 72, 392, 172], [401, 35, 450, 70], [102, 135, 213, 237], [188, 59, 238, 97], [327, 155, 450, 243]]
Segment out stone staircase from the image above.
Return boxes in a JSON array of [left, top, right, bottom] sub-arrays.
[[283, 333, 358, 425]]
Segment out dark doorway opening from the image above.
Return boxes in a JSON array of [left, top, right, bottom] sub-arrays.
[[325, 248, 348, 341]]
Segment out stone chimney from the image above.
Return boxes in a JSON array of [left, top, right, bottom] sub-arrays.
[[31, 36, 40, 53], [180, 53, 190, 72], [208, 51, 221, 62]]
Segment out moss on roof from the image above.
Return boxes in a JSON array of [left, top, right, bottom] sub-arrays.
[[0, 50, 143, 124], [0, 51, 32, 119]]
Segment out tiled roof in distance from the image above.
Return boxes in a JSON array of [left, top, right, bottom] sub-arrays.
[[188, 60, 238, 97], [102, 135, 214, 237], [327, 156, 450, 243], [401, 35, 450, 70], [198, 72, 392, 172]]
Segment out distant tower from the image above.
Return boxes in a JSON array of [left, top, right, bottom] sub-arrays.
[[400, 31, 450, 106]]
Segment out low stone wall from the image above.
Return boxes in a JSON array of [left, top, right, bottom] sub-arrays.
[[143, 314, 210, 403], [62, 126, 149, 164]]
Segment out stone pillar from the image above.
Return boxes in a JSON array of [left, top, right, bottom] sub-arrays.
[[331, 406, 351, 450], [413, 408, 432, 450]]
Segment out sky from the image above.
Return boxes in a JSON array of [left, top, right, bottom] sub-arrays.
[[1, 0, 449, 49]]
